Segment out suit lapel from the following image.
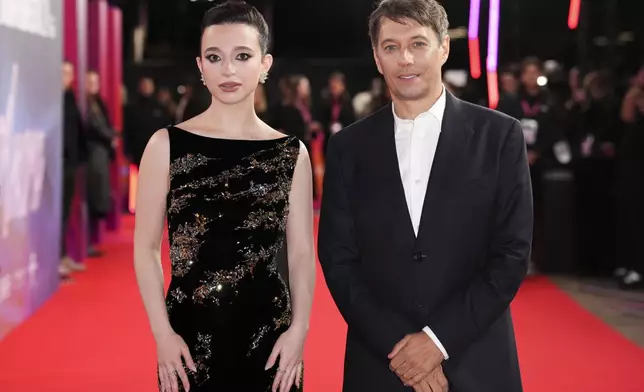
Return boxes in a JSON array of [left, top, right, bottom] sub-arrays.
[[415, 92, 473, 244], [370, 104, 416, 241]]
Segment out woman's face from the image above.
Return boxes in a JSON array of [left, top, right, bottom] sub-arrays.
[[297, 78, 310, 99], [197, 23, 272, 105], [86, 72, 100, 95]]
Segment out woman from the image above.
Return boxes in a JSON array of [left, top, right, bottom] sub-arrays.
[[133, 2, 316, 391], [273, 75, 312, 144], [85, 70, 116, 255], [318, 72, 356, 155], [615, 65, 644, 289]]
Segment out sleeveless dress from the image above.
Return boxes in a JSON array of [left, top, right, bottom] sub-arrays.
[[162, 126, 303, 391]]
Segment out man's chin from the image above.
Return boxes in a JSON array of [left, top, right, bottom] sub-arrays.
[[392, 88, 429, 102]]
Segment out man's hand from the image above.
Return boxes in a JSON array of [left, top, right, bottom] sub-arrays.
[[388, 332, 444, 387], [412, 365, 449, 392]]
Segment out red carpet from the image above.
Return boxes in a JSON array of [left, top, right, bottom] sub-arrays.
[[1, 215, 643, 391]]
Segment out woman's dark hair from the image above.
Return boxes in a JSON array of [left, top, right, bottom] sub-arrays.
[[201, 1, 270, 55], [283, 75, 310, 107]]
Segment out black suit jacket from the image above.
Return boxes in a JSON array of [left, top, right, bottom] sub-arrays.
[[318, 92, 532, 392]]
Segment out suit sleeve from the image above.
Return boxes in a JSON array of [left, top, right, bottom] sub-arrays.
[[426, 119, 533, 359], [317, 134, 418, 361]]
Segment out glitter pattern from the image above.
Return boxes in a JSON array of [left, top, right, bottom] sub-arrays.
[[161, 128, 302, 391], [169, 213, 210, 278], [169, 153, 214, 178]]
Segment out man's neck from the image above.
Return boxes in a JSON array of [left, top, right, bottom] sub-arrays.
[[524, 86, 540, 97], [392, 84, 443, 120]]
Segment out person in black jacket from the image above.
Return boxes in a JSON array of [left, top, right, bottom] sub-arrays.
[[318, 1, 532, 390], [84, 70, 116, 256], [60, 60, 88, 276], [318, 72, 356, 155], [498, 57, 569, 272], [123, 77, 171, 167]]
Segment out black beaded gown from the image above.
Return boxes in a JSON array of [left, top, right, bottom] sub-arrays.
[[162, 126, 303, 391]]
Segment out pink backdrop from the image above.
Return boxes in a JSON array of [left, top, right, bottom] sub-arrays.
[[63, 0, 123, 260]]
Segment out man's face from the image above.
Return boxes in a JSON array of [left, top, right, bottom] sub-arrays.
[[500, 72, 518, 94], [63, 62, 74, 89], [329, 77, 345, 98], [140, 78, 155, 96], [372, 18, 449, 102], [521, 65, 540, 89]]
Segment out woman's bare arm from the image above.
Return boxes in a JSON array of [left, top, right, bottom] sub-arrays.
[[285, 141, 316, 332], [133, 129, 173, 340]]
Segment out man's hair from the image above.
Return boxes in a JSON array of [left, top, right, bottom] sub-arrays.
[[329, 72, 345, 83], [201, 1, 270, 55], [521, 57, 543, 74], [368, 0, 449, 46]]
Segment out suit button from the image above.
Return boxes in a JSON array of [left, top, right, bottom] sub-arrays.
[[413, 252, 427, 261]]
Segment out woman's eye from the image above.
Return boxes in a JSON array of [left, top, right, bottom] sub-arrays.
[[206, 54, 219, 62], [237, 53, 251, 61]]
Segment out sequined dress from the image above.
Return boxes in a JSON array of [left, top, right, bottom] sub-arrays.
[[162, 126, 302, 391]]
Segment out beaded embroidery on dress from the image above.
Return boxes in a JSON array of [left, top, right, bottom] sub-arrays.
[[161, 126, 303, 391]]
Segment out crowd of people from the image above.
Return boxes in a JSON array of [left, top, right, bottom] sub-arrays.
[[60, 61, 119, 277], [54, 1, 643, 391], [116, 60, 644, 290], [60, 36, 644, 289], [493, 59, 644, 289]]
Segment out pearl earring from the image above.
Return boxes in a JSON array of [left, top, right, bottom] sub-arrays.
[[200, 73, 206, 85], [259, 71, 268, 84]]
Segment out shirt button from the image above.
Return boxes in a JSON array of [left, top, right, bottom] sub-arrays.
[[415, 179, 421, 185]]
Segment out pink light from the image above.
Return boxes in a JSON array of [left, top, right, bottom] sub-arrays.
[[128, 164, 138, 214], [486, 0, 500, 73], [468, 0, 481, 39], [468, 0, 482, 78], [487, 72, 500, 109], [568, 0, 581, 29], [468, 38, 482, 79], [487, 0, 500, 108]]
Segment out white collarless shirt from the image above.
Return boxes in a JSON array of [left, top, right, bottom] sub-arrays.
[[392, 86, 449, 360]]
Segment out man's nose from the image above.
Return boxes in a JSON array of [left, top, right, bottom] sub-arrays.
[[398, 49, 414, 67]]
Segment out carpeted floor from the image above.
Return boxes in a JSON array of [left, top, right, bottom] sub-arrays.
[[0, 215, 643, 391]]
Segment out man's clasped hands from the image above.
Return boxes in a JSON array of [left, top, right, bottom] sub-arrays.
[[388, 332, 449, 392]]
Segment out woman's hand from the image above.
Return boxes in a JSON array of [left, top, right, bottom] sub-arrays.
[[265, 326, 307, 392], [157, 331, 196, 392]]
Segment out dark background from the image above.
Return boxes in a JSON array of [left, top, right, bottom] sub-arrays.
[[114, 0, 644, 103]]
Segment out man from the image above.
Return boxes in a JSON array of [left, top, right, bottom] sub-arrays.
[[317, 1, 533, 391], [498, 57, 567, 274], [123, 77, 170, 167], [60, 60, 88, 276]]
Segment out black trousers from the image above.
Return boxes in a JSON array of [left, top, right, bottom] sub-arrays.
[[529, 165, 542, 265], [573, 158, 617, 276], [61, 166, 77, 257], [616, 172, 644, 273]]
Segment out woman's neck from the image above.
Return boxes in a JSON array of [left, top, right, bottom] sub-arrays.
[[201, 94, 262, 137]]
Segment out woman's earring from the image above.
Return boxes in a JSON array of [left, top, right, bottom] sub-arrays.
[[259, 71, 268, 84], [200, 73, 206, 86]]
